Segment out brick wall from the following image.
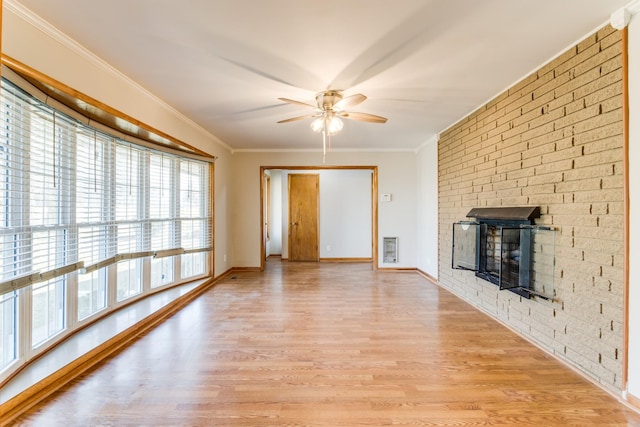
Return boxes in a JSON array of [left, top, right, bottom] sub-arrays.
[[438, 25, 624, 391]]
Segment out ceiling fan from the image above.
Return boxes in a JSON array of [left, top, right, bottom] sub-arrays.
[[277, 90, 387, 162]]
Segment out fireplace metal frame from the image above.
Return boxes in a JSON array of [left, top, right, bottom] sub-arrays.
[[452, 207, 555, 300]]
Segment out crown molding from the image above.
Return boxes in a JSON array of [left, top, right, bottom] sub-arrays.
[[612, 0, 640, 29], [627, 0, 640, 15], [233, 147, 415, 154]]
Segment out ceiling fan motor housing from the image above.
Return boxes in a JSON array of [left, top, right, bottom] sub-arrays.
[[316, 90, 343, 110]]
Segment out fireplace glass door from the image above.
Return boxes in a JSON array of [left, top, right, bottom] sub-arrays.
[[498, 227, 522, 291], [452, 221, 480, 271], [452, 222, 555, 299]]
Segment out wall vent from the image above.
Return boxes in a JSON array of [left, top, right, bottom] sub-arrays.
[[383, 237, 398, 263]]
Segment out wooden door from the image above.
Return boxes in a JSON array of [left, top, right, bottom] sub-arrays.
[[288, 174, 319, 261]]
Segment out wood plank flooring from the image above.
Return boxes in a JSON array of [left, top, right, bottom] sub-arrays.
[[10, 260, 640, 426]]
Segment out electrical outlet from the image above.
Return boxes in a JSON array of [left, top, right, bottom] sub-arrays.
[[326, 245, 331, 252], [224, 254, 227, 262]]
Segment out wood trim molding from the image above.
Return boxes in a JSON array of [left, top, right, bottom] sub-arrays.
[[1, 55, 214, 158], [213, 268, 234, 282], [210, 162, 216, 278], [230, 267, 262, 273], [378, 267, 417, 272], [319, 258, 372, 263], [621, 26, 630, 391], [417, 269, 438, 285], [628, 392, 640, 411], [372, 167, 379, 270], [260, 168, 266, 271]]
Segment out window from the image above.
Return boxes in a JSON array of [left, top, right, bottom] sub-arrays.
[[0, 77, 212, 377], [32, 277, 65, 347], [117, 259, 142, 301], [0, 82, 20, 371], [149, 153, 175, 288], [0, 291, 17, 370], [180, 160, 208, 279], [77, 270, 107, 321], [75, 129, 110, 318]]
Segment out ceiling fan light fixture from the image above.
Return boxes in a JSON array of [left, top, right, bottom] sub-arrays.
[[310, 118, 324, 133], [327, 116, 343, 135], [310, 116, 344, 135]]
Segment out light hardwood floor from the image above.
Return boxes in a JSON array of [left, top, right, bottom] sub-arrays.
[[10, 260, 640, 426]]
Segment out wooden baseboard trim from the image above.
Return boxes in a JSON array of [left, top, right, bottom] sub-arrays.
[[319, 258, 372, 263], [230, 266, 262, 273], [0, 277, 219, 427], [417, 269, 438, 285], [627, 392, 640, 411], [214, 267, 234, 281], [378, 267, 416, 272]]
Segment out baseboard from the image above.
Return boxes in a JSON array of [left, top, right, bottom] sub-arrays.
[[230, 266, 262, 272], [214, 267, 234, 281], [378, 267, 416, 272], [0, 277, 219, 427], [627, 391, 640, 411], [416, 269, 438, 285], [319, 258, 372, 263]]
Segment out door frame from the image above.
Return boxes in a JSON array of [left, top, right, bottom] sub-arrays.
[[259, 165, 378, 271]]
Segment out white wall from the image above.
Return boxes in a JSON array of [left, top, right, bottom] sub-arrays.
[[416, 136, 439, 278], [627, 6, 640, 400], [376, 155, 418, 268], [213, 151, 234, 276], [231, 151, 417, 268], [268, 170, 283, 256], [319, 169, 372, 258]]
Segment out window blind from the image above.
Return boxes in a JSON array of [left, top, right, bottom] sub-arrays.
[[0, 78, 212, 295]]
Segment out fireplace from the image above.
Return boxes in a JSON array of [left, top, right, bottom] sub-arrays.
[[452, 207, 555, 299]]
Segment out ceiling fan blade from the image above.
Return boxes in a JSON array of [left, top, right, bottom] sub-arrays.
[[339, 111, 388, 124], [277, 114, 315, 124], [333, 94, 367, 111], [278, 97, 315, 109]]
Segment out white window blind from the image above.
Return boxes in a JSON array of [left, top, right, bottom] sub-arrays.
[[0, 78, 212, 294]]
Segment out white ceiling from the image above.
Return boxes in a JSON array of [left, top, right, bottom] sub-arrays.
[[12, 0, 629, 153]]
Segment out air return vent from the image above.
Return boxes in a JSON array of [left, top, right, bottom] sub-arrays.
[[383, 237, 398, 263]]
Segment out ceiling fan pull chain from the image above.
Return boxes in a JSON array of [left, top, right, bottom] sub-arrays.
[[322, 127, 327, 164], [327, 116, 332, 154]]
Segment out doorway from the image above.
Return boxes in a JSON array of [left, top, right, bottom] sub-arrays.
[[259, 166, 378, 271], [288, 174, 319, 261]]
